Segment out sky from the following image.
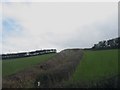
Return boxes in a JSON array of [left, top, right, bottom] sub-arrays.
[[0, 1, 118, 54]]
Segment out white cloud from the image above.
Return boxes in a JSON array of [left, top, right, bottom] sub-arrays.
[[2, 2, 118, 53]]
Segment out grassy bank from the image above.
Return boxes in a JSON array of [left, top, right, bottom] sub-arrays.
[[3, 49, 84, 88], [3, 53, 56, 77], [2, 49, 119, 88]]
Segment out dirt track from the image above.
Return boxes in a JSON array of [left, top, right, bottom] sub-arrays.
[[3, 49, 84, 88]]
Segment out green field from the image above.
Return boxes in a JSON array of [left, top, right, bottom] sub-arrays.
[[3, 53, 56, 77], [71, 49, 118, 82], [2, 49, 119, 88]]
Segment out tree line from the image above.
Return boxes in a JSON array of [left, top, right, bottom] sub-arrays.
[[92, 37, 120, 50], [1, 49, 57, 60]]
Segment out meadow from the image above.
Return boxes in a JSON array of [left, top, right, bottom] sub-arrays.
[[2, 53, 56, 77], [66, 49, 119, 88], [2, 49, 119, 88]]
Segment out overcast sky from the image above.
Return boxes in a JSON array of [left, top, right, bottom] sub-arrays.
[[1, 2, 118, 53]]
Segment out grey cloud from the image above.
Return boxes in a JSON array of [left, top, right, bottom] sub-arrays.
[[51, 16, 118, 50]]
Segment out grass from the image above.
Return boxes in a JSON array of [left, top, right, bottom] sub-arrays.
[[2, 53, 56, 77], [2, 49, 119, 88], [71, 49, 118, 82]]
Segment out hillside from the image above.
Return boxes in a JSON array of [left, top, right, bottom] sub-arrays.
[[3, 53, 56, 77], [3, 49, 84, 88], [2, 49, 119, 88], [64, 49, 118, 88]]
